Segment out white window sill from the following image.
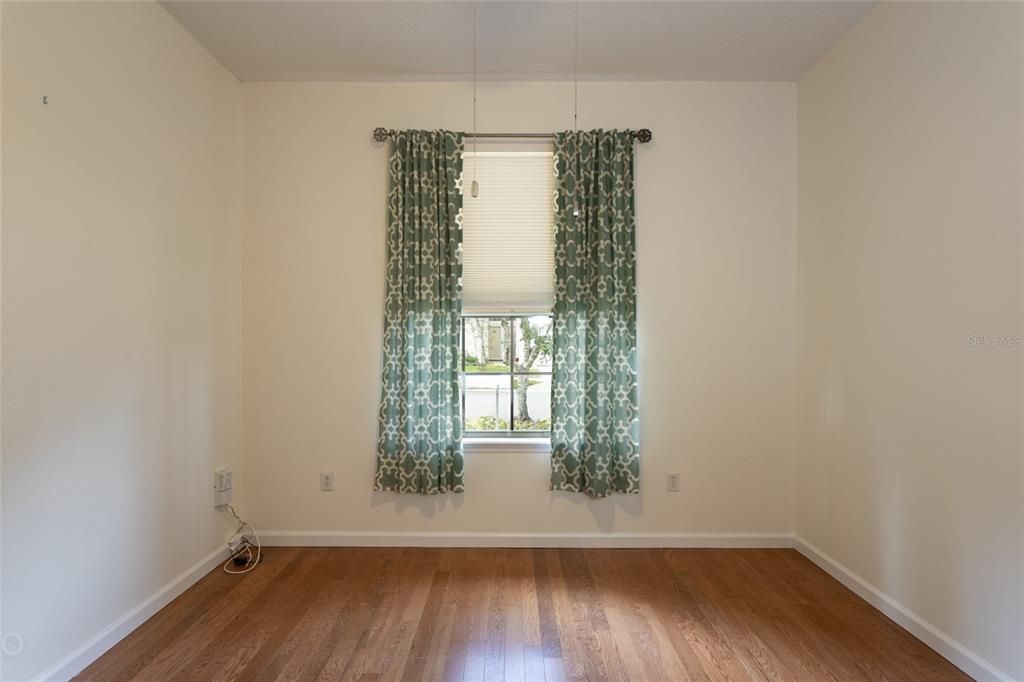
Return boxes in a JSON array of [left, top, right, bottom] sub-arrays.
[[464, 437, 551, 453]]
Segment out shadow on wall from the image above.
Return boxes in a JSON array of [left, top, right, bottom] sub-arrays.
[[368, 487, 644, 533], [549, 490, 644, 533], [369, 490, 467, 519]]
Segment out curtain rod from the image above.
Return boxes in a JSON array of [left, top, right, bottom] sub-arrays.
[[372, 127, 653, 143]]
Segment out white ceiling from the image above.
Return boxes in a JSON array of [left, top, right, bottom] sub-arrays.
[[162, 1, 875, 82]]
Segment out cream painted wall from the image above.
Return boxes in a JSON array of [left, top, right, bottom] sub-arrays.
[[0, 1, 6, 678], [241, 81, 796, 536], [796, 3, 1024, 679], [1, 2, 242, 679], [2, 0, 1020, 678]]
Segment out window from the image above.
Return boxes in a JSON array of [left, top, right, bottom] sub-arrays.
[[462, 315, 552, 436], [461, 152, 554, 438]]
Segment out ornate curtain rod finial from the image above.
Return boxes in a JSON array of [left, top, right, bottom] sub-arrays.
[[373, 127, 395, 143], [634, 129, 652, 143]]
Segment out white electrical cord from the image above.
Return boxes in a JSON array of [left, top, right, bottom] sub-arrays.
[[572, 0, 581, 218], [221, 503, 262, 575], [573, 0, 579, 134], [471, 1, 479, 198]]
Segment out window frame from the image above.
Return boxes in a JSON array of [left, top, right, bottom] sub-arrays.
[[461, 313, 553, 439]]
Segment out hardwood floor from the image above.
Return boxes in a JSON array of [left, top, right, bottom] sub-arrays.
[[79, 548, 968, 681]]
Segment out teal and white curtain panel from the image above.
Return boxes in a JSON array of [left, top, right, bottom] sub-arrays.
[[549, 130, 640, 497], [375, 130, 466, 494]]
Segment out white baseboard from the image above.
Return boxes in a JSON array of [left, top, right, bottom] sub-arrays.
[[32, 545, 227, 682], [260, 530, 794, 548], [794, 536, 1015, 682]]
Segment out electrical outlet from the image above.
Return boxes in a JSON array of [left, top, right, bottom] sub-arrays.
[[320, 472, 335, 492], [666, 472, 681, 492]]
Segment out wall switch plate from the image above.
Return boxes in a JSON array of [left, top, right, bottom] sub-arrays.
[[320, 472, 335, 492], [666, 472, 681, 492]]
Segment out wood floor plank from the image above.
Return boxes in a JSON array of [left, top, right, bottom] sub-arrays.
[[78, 547, 970, 682], [628, 550, 710, 682], [543, 656, 567, 682], [562, 548, 620, 681], [656, 549, 760, 681], [542, 549, 598, 680], [483, 548, 510, 681], [531, 548, 563, 661], [315, 548, 405, 681], [680, 550, 784, 681], [181, 547, 334, 680], [719, 550, 844, 681], [253, 548, 378, 681], [585, 549, 669, 681], [708, 550, 835, 680], [337, 548, 427, 681], [732, 549, 868, 680]]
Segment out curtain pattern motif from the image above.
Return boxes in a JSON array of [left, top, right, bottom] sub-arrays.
[[550, 130, 640, 497], [375, 130, 465, 494]]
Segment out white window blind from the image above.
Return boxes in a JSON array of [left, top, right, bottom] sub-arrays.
[[461, 152, 555, 315]]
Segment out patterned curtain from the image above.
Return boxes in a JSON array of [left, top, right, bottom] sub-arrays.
[[375, 130, 465, 494], [549, 130, 640, 497]]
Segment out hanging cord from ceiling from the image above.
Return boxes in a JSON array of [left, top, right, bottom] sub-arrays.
[[471, 1, 479, 198], [371, 1, 653, 148], [573, 0, 579, 135], [572, 0, 581, 218]]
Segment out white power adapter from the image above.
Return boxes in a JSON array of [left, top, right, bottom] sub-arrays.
[[228, 530, 251, 557], [214, 468, 233, 507]]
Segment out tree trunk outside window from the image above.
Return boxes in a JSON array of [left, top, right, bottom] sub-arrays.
[[515, 318, 549, 424]]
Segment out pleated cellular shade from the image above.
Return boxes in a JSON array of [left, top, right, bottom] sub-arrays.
[[460, 152, 555, 315]]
